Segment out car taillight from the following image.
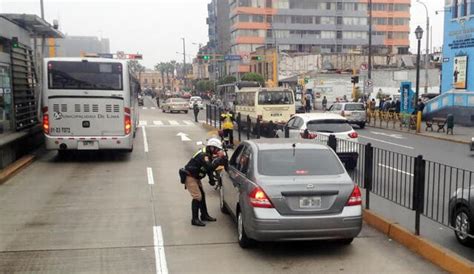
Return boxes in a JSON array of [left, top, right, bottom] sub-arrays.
[[346, 185, 362, 206], [348, 132, 358, 139], [300, 131, 317, 139], [124, 107, 131, 135], [249, 187, 273, 208], [42, 107, 49, 134]]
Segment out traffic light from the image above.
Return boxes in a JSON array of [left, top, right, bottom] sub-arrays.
[[11, 37, 19, 48], [251, 55, 264, 61], [198, 55, 212, 61], [351, 76, 359, 84]]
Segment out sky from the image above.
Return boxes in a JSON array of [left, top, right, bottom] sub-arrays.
[[0, 0, 445, 69]]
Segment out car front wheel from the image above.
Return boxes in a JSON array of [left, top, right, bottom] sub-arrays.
[[237, 210, 255, 248], [454, 207, 474, 247]]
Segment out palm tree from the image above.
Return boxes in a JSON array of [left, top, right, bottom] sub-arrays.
[[154, 62, 167, 92]]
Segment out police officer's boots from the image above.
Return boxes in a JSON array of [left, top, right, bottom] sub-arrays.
[[191, 199, 205, 226], [200, 195, 216, 222]]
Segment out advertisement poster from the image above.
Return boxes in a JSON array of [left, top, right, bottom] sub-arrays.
[[453, 56, 467, 89]]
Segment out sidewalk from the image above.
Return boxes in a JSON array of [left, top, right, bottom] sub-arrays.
[[367, 121, 474, 144]]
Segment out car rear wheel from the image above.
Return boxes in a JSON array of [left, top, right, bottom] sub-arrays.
[[454, 207, 474, 247], [359, 123, 366, 129], [237, 210, 255, 248], [219, 187, 229, 214], [184, 110, 188, 114]]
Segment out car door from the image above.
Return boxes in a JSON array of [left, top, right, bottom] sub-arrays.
[[286, 117, 303, 138], [224, 144, 246, 217]]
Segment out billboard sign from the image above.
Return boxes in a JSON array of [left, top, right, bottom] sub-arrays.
[[453, 55, 467, 89]]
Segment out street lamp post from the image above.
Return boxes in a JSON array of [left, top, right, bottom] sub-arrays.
[[415, 26, 423, 104], [417, 0, 430, 94], [181, 38, 187, 89]]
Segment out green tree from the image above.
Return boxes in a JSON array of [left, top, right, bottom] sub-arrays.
[[128, 60, 145, 78], [196, 80, 216, 92], [154, 62, 167, 91], [241, 72, 264, 86], [218, 75, 237, 85]]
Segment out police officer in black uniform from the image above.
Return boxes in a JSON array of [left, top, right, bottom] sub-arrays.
[[182, 138, 227, 226]]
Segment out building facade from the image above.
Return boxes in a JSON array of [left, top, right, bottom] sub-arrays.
[[139, 70, 165, 92], [223, 0, 410, 76], [424, 0, 474, 125], [207, 0, 232, 79]]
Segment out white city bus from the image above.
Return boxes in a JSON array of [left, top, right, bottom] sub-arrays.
[[235, 87, 295, 136], [42, 57, 139, 153]]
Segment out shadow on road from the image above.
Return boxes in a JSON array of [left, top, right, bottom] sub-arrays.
[[49, 150, 132, 163]]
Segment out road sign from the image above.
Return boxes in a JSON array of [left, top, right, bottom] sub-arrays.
[[364, 79, 373, 88], [224, 55, 242, 61], [360, 63, 368, 71], [116, 51, 125, 59]]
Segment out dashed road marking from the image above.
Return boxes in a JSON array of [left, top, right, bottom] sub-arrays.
[[168, 120, 179, 126], [378, 163, 414, 176], [359, 135, 414, 150], [153, 121, 164, 126], [182, 120, 194, 125], [153, 226, 168, 274], [139, 120, 148, 126], [142, 126, 149, 153], [147, 167, 155, 185]]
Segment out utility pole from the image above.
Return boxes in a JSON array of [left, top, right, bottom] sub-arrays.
[[368, 0, 372, 80], [181, 38, 186, 89]]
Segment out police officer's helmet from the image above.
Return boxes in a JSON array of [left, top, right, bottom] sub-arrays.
[[207, 137, 223, 150]]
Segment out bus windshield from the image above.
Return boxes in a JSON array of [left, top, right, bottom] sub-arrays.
[[258, 91, 294, 105], [48, 61, 123, 90]]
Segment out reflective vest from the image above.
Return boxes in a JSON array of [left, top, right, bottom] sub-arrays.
[[221, 113, 234, 130]]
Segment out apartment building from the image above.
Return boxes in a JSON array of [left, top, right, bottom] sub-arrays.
[[226, 0, 411, 75]]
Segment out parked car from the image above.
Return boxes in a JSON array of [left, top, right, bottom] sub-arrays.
[[449, 185, 474, 247], [161, 98, 189, 113], [328, 102, 367, 129], [189, 96, 204, 109], [138, 95, 144, 106], [276, 113, 359, 169], [219, 139, 363, 248]]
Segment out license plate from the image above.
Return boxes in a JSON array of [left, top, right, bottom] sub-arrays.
[[299, 197, 322, 209], [78, 141, 99, 150]]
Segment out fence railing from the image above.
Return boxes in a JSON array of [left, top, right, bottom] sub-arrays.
[[205, 104, 473, 239]]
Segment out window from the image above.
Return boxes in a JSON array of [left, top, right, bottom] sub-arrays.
[[344, 104, 365, 111], [0, 64, 12, 134], [336, 31, 343, 39], [307, 119, 353, 133], [258, 149, 345, 176], [48, 61, 123, 90], [337, 2, 343, 10], [337, 17, 343, 25], [257, 91, 294, 105]]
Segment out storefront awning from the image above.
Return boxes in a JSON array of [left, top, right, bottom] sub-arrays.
[[0, 14, 63, 38]]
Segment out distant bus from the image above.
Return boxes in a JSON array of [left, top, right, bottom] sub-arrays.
[[42, 57, 139, 154], [235, 87, 295, 136], [216, 81, 260, 110]]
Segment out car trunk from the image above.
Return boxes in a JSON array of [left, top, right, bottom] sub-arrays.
[[259, 176, 354, 216], [48, 97, 124, 136]]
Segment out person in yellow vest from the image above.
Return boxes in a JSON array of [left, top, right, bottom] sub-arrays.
[[220, 108, 235, 148]]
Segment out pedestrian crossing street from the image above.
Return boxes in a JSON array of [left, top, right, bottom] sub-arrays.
[[139, 119, 205, 127]]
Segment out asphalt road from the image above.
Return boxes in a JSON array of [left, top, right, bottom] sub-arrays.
[[0, 96, 443, 273]]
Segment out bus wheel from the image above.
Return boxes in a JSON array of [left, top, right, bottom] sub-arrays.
[[127, 146, 134, 153]]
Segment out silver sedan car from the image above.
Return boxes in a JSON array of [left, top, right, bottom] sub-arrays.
[[220, 139, 362, 248]]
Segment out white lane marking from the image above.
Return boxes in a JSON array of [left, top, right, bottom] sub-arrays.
[[199, 120, 206, 124], [143, 107, 148, 110], [169, 120, 179, 126], [378, 163, 414, 177], [370, 131, 405, 139], [177, 132, 191, 142], [151, 107, 156, 110], [153, 120, 164, 126], [183, 120, 194, 125], [139, 120, 148, 126], [359, 135, 414, 150], [142, 126, 149, 152], [147, 167, 155, 185], [153, 226, 168, 274]]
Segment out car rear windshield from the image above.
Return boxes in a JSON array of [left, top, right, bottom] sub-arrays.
[[344, 104, 365, 111], [258, 149, 344, 176], [172, 98, 187, 103], [307, 119, 353, 133], [48, 61, 123, 90], [258, 91, 294, 105]]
